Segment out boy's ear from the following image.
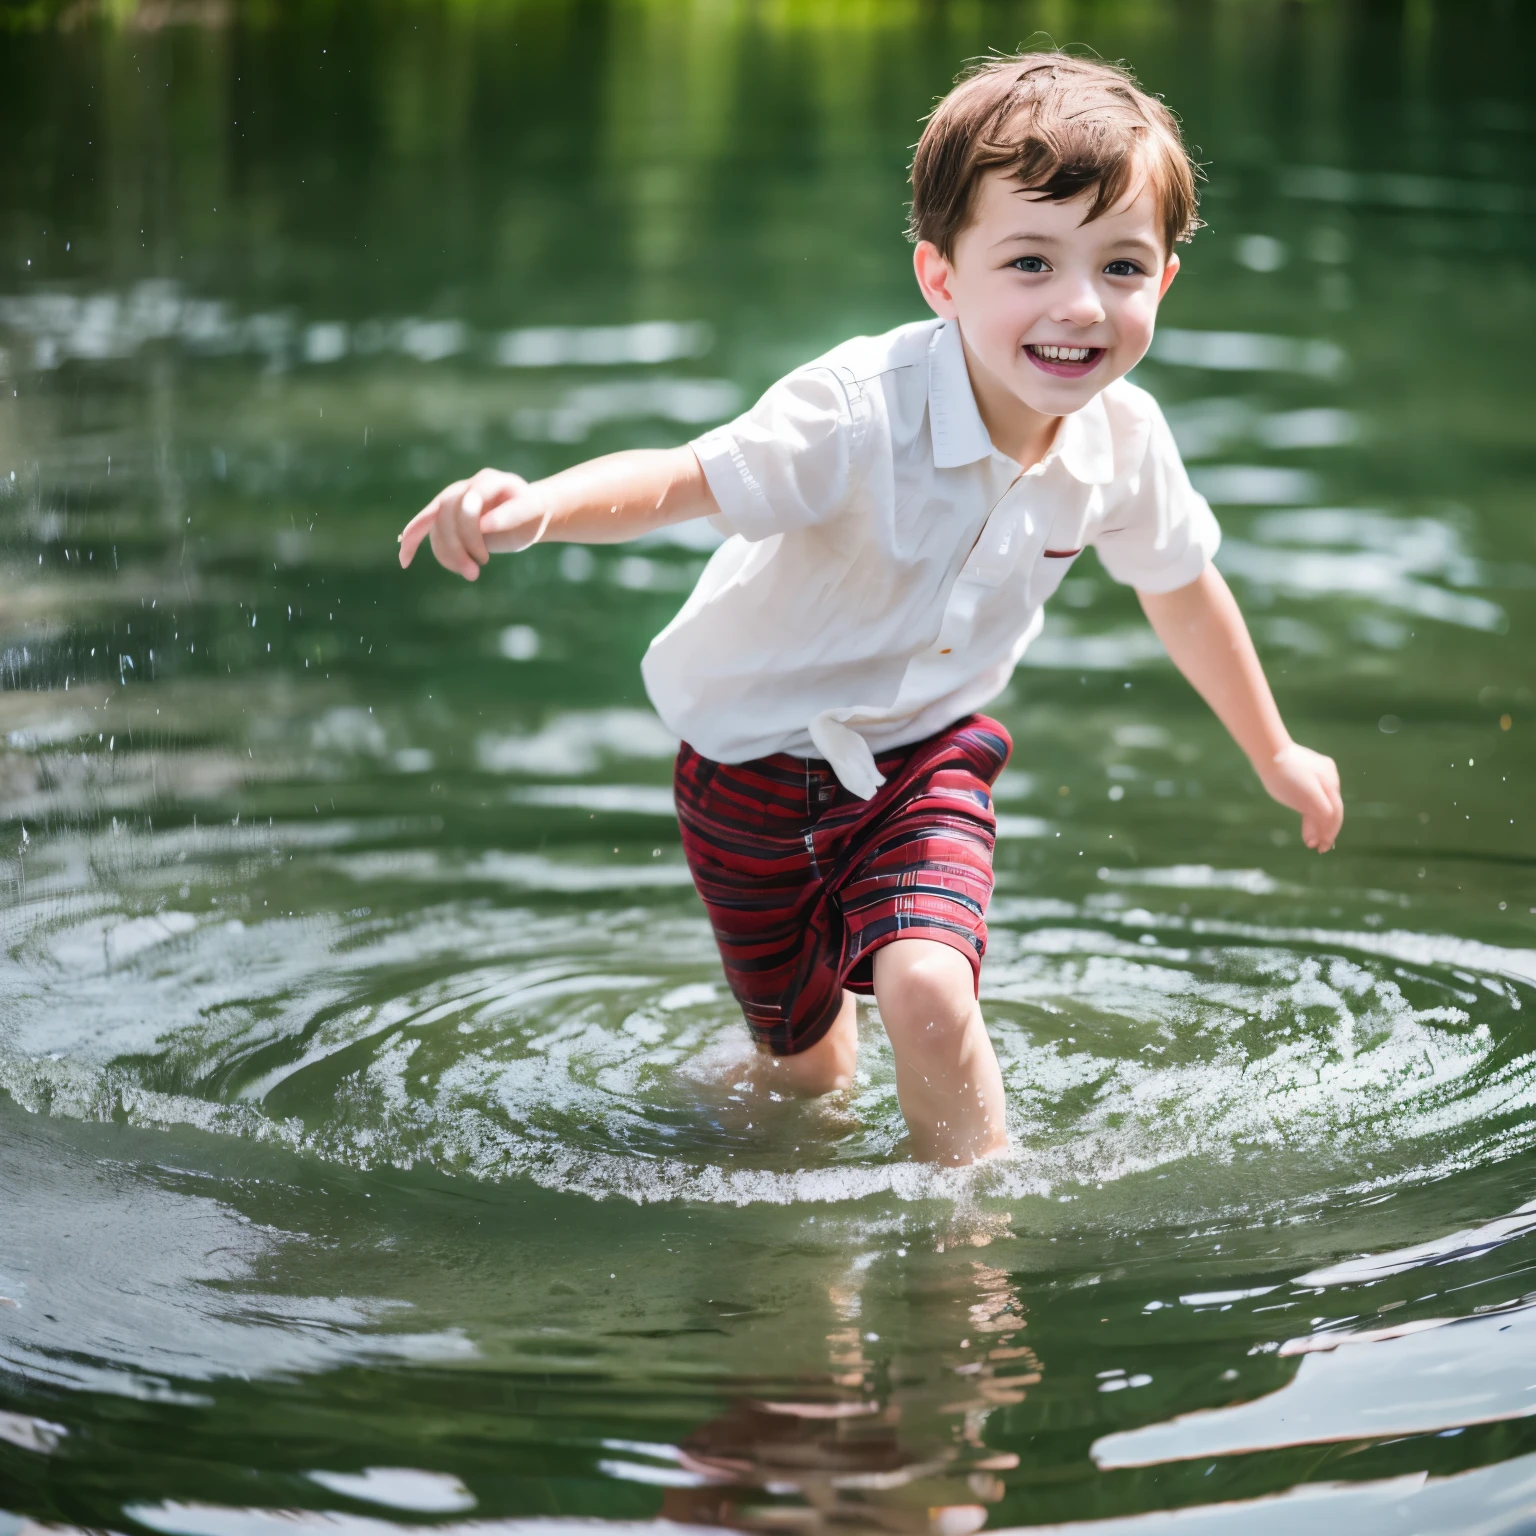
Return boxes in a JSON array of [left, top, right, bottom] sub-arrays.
[[913, 241, 960, 319], [1157, 252, 1181, 300]]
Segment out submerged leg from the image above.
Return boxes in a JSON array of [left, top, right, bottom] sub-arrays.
[[751, 991, 858, 1096], [873, 938, 1008, 1165]]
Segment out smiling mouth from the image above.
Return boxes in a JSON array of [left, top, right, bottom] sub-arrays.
[[1025, 343, 1106, 377]]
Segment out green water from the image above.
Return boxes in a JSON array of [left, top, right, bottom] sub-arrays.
[[3, 1, 1536, 1530]]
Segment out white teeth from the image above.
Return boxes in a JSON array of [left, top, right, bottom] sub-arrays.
[[1030, 344, 1095, 362]]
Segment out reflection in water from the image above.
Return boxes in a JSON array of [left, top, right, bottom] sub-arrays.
[[1095, 1301, 1536, 1469], [0, 287, 714, 376], [78, 1451, 1536, 1536], [1297, 1200, 1536, 1286], [1020, 1449, 1536, 1534], [661, 1262, 1032, 1533]]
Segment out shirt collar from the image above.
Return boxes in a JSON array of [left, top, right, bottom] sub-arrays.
[[927, 319, 1116, 485], [927, 320, 993, 469]]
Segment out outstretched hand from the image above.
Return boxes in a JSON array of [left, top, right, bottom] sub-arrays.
[[1259, 742, 1343, 852], [398, 468, 536, 581]]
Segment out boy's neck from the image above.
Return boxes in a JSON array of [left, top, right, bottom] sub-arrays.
[[958, 330, 1064, 472]]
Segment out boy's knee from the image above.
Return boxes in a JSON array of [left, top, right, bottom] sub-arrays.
[[874, 940, 977, 1048]]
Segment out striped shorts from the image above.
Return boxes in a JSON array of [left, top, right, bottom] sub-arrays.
[[673, 715, 1011, 1057]]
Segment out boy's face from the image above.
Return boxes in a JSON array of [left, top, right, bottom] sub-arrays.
[[914, 169, 1180, 421]]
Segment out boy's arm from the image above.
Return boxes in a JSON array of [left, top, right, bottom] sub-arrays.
[[1137, 565, 1344, 852], [398, 446, 717, 581]]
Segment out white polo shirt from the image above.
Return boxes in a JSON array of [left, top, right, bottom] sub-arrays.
[[641, 317, 1220, 800]]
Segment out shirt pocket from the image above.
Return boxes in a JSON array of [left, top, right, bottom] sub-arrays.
[[1026, 500, 1097, 606], [1042, 502, 1093, 560]]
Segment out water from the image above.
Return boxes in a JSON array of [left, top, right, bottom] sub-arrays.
[[3, 1, 1536, 1530]]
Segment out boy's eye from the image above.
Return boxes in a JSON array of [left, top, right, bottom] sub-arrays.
[[1104, 259, 1145, 277], [1009, 256, 1050, 274]]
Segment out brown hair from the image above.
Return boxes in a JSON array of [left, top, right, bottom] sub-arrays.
[[908, 51, 1201, 258]]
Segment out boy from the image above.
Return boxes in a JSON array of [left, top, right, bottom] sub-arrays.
[[398, 53, 1344, 1167]]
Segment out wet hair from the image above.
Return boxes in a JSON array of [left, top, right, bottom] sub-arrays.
[[908, 51, 1202, 258]]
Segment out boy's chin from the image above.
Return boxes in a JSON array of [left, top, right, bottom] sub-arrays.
[[1010, 373, 1110, 416]]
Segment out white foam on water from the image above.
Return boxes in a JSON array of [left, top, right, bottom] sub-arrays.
[[1019, 625, 1170, 671], [476, 709, 678, 776], [4, 887, 1532, 1211], [305, 1468, 475, 1513], [0, 1411, 65, 1454], [324, 850, 697, 892], [1189, 465, 1320, 506], [1178, 1287, 1279, 1306], [511, 380, 741, 443], [994, 814, 1055, 839], [0, 284, 714, 379], [494, 319, 712, 367], [1183, 919, 1536, 990], [1098, 865, 1281, 896], [507, 785, 677, 817], [5, 815, 1534, 1213], [1148, 328, 1347, 378], [1219, 530, 1505, 632]]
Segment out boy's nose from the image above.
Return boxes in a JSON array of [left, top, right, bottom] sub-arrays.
[[1050, 278, 1107, 328]]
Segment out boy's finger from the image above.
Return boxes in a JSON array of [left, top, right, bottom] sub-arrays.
[[1318, 802, 1338, 843], [430, 516, 475, 582], [460, 490, 491, 567], [1303, 782, 1338, 852], [1317, 804, 1342, 851], [1321, 769, 1344, 827], [401, 480, 468, 566], [398, 501, 441, 567]]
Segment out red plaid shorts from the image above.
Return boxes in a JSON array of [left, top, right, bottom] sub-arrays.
[[673, 714, 1011, 1057]]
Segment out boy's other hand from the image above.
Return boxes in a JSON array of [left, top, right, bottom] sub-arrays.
[[1259, 742, 1343, 853], [398, 468, 530, 581]]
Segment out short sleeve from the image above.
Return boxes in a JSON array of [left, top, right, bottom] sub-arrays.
[[690, 365, 869, 543], [1091, 395, 1221, 593]]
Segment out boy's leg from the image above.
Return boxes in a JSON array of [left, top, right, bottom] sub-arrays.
[[872, 938, 1007, 1165], [750, 991, 858, 1096]]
